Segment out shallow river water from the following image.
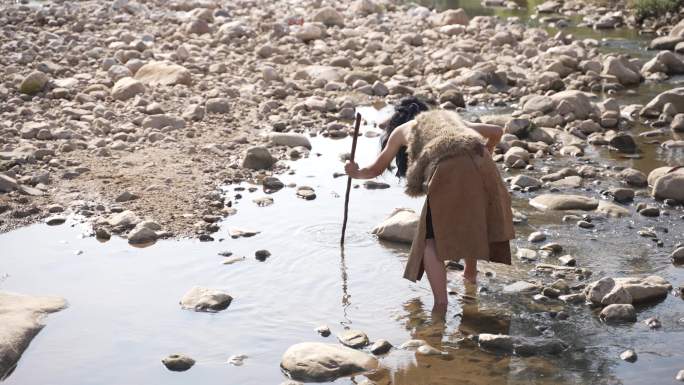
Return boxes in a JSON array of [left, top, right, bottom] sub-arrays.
[[3, 1, 684, 385]]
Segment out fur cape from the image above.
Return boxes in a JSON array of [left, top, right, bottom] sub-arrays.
[[404, 110, 486, 197]]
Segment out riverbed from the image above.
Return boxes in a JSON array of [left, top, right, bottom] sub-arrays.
[[2, 0, 684, 384]]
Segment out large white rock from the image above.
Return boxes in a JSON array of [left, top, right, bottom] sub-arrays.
[[281, 342, 378, 382], [529, 194, 599, 211], [585, 275, 671, 305], [111, 77, 145, 101], [0, 292, 67, 379], [19, 71, 49, 94], [549, 90, 595, 119], [641, 87, 684, 117], [651, 167, 684, 202], [298, 65, 347, 83], [431, 8, 469, 26], [478, 333, 513, 352], [142, 114, 186, 130], [0, 174, 18, 193], [503, 281, 539, 293], [600, 304, 636, 323], [269, 133, 312, 149], [108, 210, 141, 228], [371, 208, 419, 244], [312, 7, 344, 27], [351, 0, 381, 15], [641, 51, 684, 76], [504, 147, 529, 166], [603, 56, 641, 85], [614, 276, 671, 303], [180, 287, 233, 312], [134, 61, 192, 87], [294, 23, 323, 42]]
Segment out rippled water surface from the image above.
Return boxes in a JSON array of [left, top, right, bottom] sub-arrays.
[[3, 1, 684, 384]]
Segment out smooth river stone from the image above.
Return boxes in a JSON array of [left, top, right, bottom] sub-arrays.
[[269, 132, 312, 149], [503, 281, 539, 293], [162, 354, 195, 371], [371, 208, 418, 244], [180, 286, 233, 312], [280, 342, 378, 382], [596, 201, 631, 218], [337, 330, 369, 348], [529, 194, 599, 211]]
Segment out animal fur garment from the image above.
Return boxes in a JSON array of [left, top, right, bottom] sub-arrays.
[[405, 110, 486, 197], [400, 109, 515, 282]]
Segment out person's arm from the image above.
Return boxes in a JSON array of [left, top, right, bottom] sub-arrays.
[[344, 121, 411, 179], [465, 122, 503, 153]]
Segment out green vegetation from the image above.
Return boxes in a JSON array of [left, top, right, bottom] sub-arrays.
[[631, 0, 682, 21]]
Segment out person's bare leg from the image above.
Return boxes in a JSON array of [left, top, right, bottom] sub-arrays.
[[463, 257, 478, 284], [423, 239, 448, 313]]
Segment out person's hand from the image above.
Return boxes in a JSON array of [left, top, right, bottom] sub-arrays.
[[344, 161, 360, 178]]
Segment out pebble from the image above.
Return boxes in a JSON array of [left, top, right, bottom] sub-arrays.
[[363, 181, 390, 189], [639, 207, 661, 217], [337, 330, 369, 348], [222, 256, 245, 265], [162, 354, 195, 372], [45, 216, 66, 226], [255, 250, 271, 262], [577, 220, 594, 229], [528, 231, 546, 243], [228, 354, 248, 366], [95, 228, 111, 240], [619, 349, 637, 363], [296, 186, 316, 200], [644, 316, 662, 329], [370, 339, 393, 355], [558, 255, 576, 266], [315, 325, 331, 337]]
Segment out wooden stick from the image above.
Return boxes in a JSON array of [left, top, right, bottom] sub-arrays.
[[340, 112, 362, 246]]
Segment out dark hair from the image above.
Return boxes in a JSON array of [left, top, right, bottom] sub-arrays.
[[381, 96, 429, 177]]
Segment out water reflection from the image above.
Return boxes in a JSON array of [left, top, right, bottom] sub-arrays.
[[339, 248, 353, 329], [387, 287, 518, 385]]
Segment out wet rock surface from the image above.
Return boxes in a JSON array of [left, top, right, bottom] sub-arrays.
[[280, 342, 378, 382], [180, 287, 233, 312], [371, 208, 418, 244], [161, 354, 195, 372], [0, 292, 67, 379]]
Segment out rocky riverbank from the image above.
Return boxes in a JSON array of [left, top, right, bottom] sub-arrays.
[[2, 0, 683, 244]]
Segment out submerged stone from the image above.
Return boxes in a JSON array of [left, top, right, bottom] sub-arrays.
[[529, 194, 599, 211]]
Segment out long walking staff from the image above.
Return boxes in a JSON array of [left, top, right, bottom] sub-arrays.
[[340, 112, 362, 245]]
